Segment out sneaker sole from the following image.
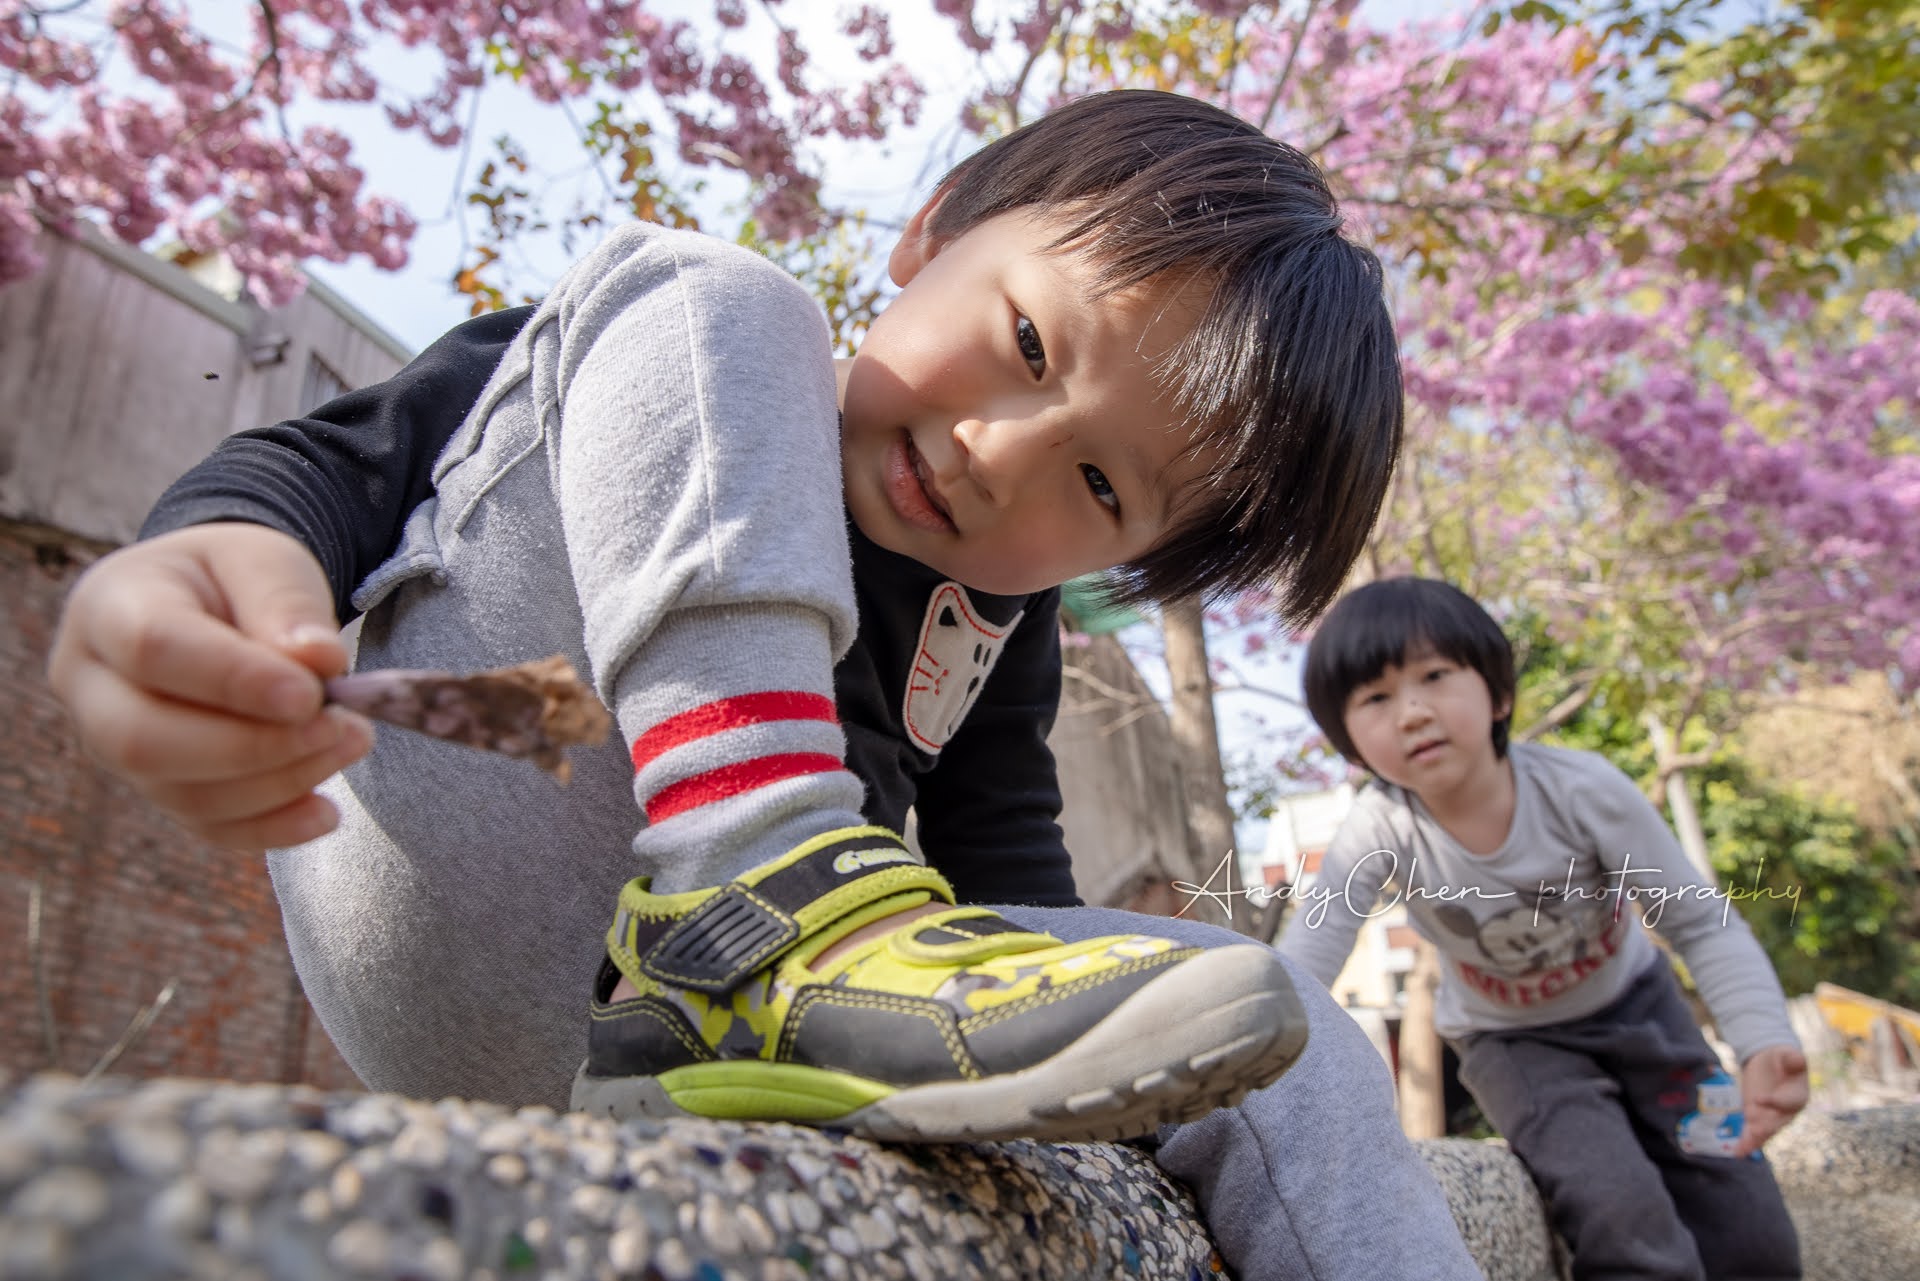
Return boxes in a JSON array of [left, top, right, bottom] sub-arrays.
[[571, 944, 1308, 1144]]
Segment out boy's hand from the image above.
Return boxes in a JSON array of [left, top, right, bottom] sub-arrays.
[[46, 523, 374, 851], [1736, 1044, 1809, 1155]]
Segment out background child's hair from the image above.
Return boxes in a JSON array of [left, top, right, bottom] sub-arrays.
[[930, 90, 1401, 624], [1302, 577, 1517, 767]]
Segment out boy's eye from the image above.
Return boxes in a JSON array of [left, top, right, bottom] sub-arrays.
[[1015, 314, 1047, 377], [1081, 464, 1120, 514]]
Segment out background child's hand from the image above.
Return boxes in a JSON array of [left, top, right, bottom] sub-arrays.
[[46, 523, 374, 851], [1736, 1043, 1810, 1154]]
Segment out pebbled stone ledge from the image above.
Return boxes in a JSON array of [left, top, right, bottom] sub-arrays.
[[1766, 1103, 1920, 1281], [0, 1074, 1218, 1281], [1, 1074, 1915, 1280]]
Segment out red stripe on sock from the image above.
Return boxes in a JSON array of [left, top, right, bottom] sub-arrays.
[[630, 691, 837, 774], [644, 753, 844, 823]]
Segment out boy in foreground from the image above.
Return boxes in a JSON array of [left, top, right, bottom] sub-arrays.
[[1282, 576, 1807, 1279], [51, 94, 1483, 1277]]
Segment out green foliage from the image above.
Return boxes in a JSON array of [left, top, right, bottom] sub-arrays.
[[453, 106, 706, 315], [1696, 760, 1920, 1005], [1673, 0, 1920, 294], [1500, 0, 1920, 297]]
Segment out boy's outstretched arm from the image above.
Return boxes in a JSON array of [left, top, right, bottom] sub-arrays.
[[1275, 801, 1388, 985], [1579, 756, 1808, 1145], [1736, 1043, 1810, 1155], [49, 309, 530, 851], [46, 523, 373, 850]]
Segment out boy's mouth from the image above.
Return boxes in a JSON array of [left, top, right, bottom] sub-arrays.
[[885, 433, 956, 534], [1406, 738, 1447, 763]]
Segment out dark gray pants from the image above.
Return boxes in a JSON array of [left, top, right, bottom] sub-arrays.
[[1450, 962, 1800, 1281]]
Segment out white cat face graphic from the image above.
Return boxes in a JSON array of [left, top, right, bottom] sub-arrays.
[[902, 582, 1020, 753]]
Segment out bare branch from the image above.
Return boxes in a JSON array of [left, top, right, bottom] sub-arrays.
[[177, 0, 289, 148], [1059, 661, 1161, 714], [1258, 0, 1322, 133], [82, 979, 179, 1084], [1212, 675, 1306, 708], [556, 94, 620, 205], [446, 79, 487, 224], [1515, 677, 1597, 742]]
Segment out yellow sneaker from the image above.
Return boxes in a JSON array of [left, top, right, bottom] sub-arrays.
[[570, 826, 1307, 1143]]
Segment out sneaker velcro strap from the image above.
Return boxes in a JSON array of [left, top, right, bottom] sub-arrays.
[[633, 827, 952, 995]]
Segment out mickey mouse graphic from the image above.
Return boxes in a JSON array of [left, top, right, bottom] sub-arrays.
[[1431, 892, 1594, 976]]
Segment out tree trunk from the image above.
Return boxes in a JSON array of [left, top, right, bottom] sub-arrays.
[[1163, 602, 1252, 934], [1397, 941, 1446, 1139], [1642, 712, 1716, 882], [1663, 767, 1714, 880]]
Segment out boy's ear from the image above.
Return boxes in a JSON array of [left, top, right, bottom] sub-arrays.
[[888, 187, 950, 287]]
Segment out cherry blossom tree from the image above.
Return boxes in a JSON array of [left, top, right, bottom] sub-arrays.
[[1291, 5, 1919, 866], [2, 0, 924, 304]]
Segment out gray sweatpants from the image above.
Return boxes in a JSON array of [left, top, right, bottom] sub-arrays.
[[1449, 962, 1800, 1280], [1000, 906, 1485, 1281]]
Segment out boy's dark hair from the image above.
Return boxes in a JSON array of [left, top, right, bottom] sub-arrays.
[[930, 90, 1402, 623], [1302, 577, 1516, 768]]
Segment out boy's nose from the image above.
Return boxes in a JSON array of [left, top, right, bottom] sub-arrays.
[[951, 416, 1066, 504]]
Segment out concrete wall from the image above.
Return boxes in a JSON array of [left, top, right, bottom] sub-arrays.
[[0, 226, 407, 545], [1049, 632, 1199, 915]]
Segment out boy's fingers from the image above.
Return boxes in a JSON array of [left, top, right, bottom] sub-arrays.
[[193, 793, 343, 854], [1737, 1108, 1786, 1155], [83, 587, 328, 724], [145, 714, 374, 826], [210, 536, 349, 681], [64, 666, 366, 783]]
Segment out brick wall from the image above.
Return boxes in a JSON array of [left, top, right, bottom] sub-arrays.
[[0, 520, 359, 1092]]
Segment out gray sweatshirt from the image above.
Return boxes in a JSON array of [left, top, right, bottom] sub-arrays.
[[1278, 742, 1798, 1062]]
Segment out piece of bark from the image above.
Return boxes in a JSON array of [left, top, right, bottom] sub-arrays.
[[325, 655, 612, 784]]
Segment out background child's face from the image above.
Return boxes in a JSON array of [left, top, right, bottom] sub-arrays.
[[837, 205, 1215, 596], [1341, 644, 1511, 797]]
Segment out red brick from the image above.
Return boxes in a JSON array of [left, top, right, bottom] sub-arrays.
[[0, 522, 359, 1092]]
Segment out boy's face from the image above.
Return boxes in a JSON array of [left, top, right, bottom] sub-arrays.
[[1341, 645, 1511, 799], [838, 205, 1215, 597]]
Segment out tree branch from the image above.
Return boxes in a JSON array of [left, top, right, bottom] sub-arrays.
[[1258, 0, 1322, 133], [1515, 677, 1596, 742], [82, 979, 179, 1084], [176, 0, 289, 148]]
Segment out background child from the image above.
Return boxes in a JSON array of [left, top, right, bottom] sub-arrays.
[[1281, 576, 1808, 1279], [49, 93, 1483, 1278]]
